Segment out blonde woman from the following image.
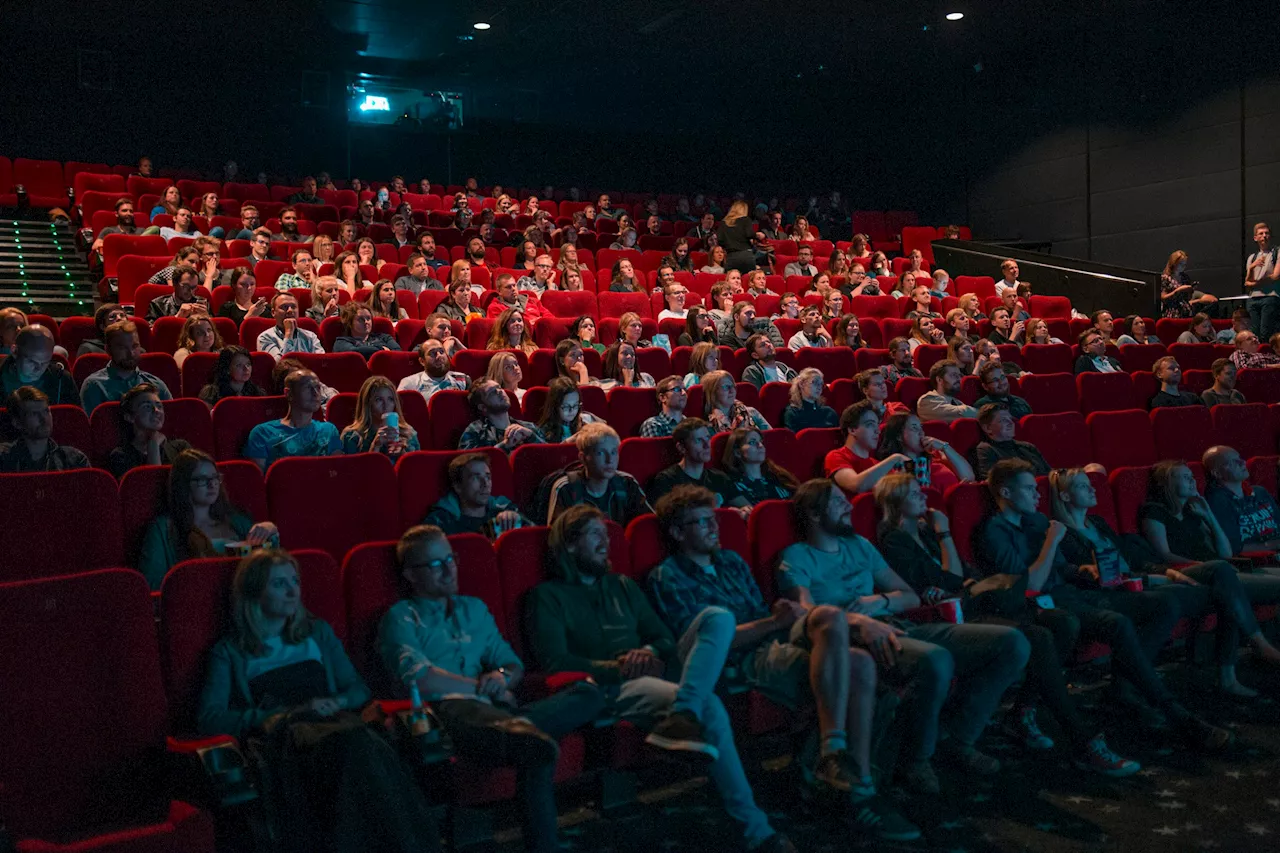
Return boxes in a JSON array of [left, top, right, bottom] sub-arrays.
[[311, 234, 336, 266], [449, 259, 480, 295], [1025, 317, 1063, 345], [485, 350, 526, 402], [173, 312, 224, 368], [682, 340, 721, 388], [781, 367, 837, 430], [701, 369, 770, 432], [717, 200, 757, 273], [958, 293, 987, 321], [305, 276, 343, 323], [340, 375, 419, 456], [556, 243, 586, 276], [486, 307, 537, 355]]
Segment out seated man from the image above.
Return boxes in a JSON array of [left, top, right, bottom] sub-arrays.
[[1216, 308, 1250, 345], [272, 207, 312, 243], [395, 252, 442, 296], [81, 320, 173, 414], [788, 305, 832, 350], [1073, 331, 1121, 374], [984, 307, 1024, 346], [286, 176, 321, 206], [274, 248, 319, 291], [256, 292, 325, 357], [740, 333, 797, 389], [1203, 445, 1280, 556], [646, 418, 748, 513], [516, 254, 557, 295], [783, 245, 819, 278], [1229, 330, 1280, 370], [0, 325, 80, 408], [1090, 310, 1115, 344], [458, 380, 545, 452], [379, 525, 605, 853], [146, 265, 209, 321], [915, 360, 977, 423], [639, 375, 689, 438], [416, 233, 450, 270], [824, 401, 912, 495], [423, 453, 529, 538], [1148, 356, 1203, 409], [397, 339, 470, 401], [155, 206, 203, 242], [1202, 358, 1245, 406], [973, 404, 1051, 479], [546, 423, 651, 526], [718, 302, 784, 349], [244, 369, 342, 470], [777, 479, 1030, 791], [997, 288, 1030, 323], [527, 506, 800, 853], [975, 460, 1231, 750], [0, 386, 90, 471], [881, 338, 923, 386], [648, 487, 921, 841], [487, 273, 546, 325], [90, 198, 137, 257], [972, 363, 1031, 420], [421, 313, 466, 360]]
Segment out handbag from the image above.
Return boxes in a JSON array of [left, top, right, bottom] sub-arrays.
[[963, 572, 1029, 619]]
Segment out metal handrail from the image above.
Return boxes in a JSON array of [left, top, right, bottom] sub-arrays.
[[933, 243, 1150, 286]]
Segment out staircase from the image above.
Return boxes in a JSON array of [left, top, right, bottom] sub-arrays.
[[0, 219, 97, 316]]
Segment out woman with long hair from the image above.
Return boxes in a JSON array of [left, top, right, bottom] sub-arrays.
[[366, 280, 408, 322], [555, 339, 591, 385], [701, 369, 769, 432], [148, 247, 200, 284], [832, 313, 865, 350], [866, 251, 891, 279], [196, 549, 439, 853], [598, 342, 655, 390], [958, 293, 987, 321], [875, 472, 1141, 778], [789, 216, 815, 242], [848, 233, 871, 261], [437, 279, 483, 323], [537, 376, 601, 442], [947, 337, 976, 375], [485, 351, 526, 402], [720, 427, 798, 504], [716, 200, 758, 274], [827, 250, 851, 278], [137, 449, 278, 588], [616, 311, 652, 349], [514, 238, 538, 272], [570, 314, 605, 354], [559, 267, 585, 292], [199, 345, 265, 405], [487, 307, 537, 355], [556, 243, 585, 275], [907, 316, 946, 352], [355, 237, 385, 271], [608, 258, 643, 293], [108, 383, 193, 479], [682, 340, 721, 388], [876, 412, 973, 493], [151, 185, 181, 217], [700, 245, 728, 275], [1025, 317, 1062, 345], [678, 307, 718, 347], [336, 301, 400, 356], [1116, 315, 1161, 346], [340, 375, 418, 456], [174, 312, 224, 368], [197, 191, 221, 219], [332, 251, 366, 295], [1176, 312, 1217, 344], [781, 367, 838, 430], [1160, 250, 1213, 319]]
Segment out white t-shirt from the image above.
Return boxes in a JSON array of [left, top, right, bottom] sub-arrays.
[[658, 308, 688, 321]]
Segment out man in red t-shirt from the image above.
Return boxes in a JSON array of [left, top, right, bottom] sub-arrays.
[[824, 400, 912, 496]]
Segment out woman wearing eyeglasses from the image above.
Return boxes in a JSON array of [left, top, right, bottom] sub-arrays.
[[137, 448, 278, 589]]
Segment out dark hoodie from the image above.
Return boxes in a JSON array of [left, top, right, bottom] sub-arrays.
[[525, 551, 676, 685]]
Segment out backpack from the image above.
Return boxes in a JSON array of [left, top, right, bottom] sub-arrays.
[[528, 460, 585, 525]]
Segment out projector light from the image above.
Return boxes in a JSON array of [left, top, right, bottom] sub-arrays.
[[473, 22, 491, 30], [946, 12, 964, 20]]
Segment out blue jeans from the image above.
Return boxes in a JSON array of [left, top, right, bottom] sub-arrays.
[[1161, 561, 1280, 664], [1248, 295, 1280, 341], [610, 606, 774, 849]]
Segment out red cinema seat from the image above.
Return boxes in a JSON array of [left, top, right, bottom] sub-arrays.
[[895, 376, 931, 412], [541, 290, 598, 319], [211, 395, 289, 460], [285, 351, 371, 393], [795, 347, 858, 380], [1077, 372, 1136, 415], [619, 436, 681, 492], [1211, 403, 1275, 460], [395, 448, 513, 530], [1020, 344, 1074, 376], [1117, 343, 1167, 374], [854, 348, 892, 371], [849, 295, 899, 320], [1028, 295, 1072, 319], [1088, 410, 1157, 471], [955, 276, 997, 299], [793, 427, 844, 478], [1150, 406, 1214, 462], [89, 398, 215, 467], [1018, 373, 1079, 414], [510, 442, 581, 517], [1167, 343, 1219, 371], [607, 386, 660, 437], [1109, 466, 1153, 534], [627, 509, 748, 587], [747, 499, 799, 602], [946, 481, 998, 565], [368, 350, 423, 387], [0, 469, 124, 580], [912, 344, 949, 375], [51, 404, 91, 453], [14, 157, 70, 207], [1236, 368, 1280, 405], [0, 569, 216, 852], [267, 453, 400, 558], [427, 389, 475, 449], [1018, 412, 1092, 468], [102, 233, 168, 279], [598, 291, 652, 319], [0, 156, 13, 206]]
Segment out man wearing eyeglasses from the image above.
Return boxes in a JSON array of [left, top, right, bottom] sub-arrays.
[[516, 254, 557, 295], [379, 524, 605, 853]]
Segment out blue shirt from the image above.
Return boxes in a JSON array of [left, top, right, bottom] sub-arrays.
[[244, 419, 342, 469], [81, 365, 172, 414], [377, 596, 522, 699]]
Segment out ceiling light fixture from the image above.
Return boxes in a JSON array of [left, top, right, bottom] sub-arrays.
[[473, 22, 491, 30], [946, 12, 964, 21]]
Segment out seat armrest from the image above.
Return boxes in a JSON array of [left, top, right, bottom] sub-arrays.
[[517, 671, 595, 701], [167, 735, 257, 808]]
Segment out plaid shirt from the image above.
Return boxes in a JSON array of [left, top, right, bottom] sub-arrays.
[[458, 417, 545, 452], [275, 273, 312, 292], [639, 411, 684, 438], [648, 550, 769, 638], [1231, 350, 1280, 371]]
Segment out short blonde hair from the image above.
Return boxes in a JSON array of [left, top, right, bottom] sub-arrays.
[[575, 421, 620, 454]]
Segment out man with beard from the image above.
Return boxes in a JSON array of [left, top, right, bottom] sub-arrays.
[[0, 387, 90, 471], [81, 321, 173, 413], [146, 265, 210, 320], [422, 453, 529, 537], [528, 503, 802, 853], [91, 198, 138, 254], [397, 339, 470, 402], [458, 380, 544, 453], [272, 207, 312, 243], [916, 360, 977, 423]]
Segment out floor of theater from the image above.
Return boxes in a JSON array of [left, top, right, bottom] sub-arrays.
[[483, 656, 1280, 853]]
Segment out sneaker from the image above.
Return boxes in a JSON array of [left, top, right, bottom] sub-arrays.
[[848, 793, 922, 842], [1006, 706, 1055, 751], [751, 832, 799, 853], [939, 742, 1001, 775], [812, 752, 855, 794], [899, 760, 940, 795], [645, 710, 719, 762], [1075, 734, 1141, 778]]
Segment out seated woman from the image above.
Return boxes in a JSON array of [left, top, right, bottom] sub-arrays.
[[790, 216, 815, 242], [219, 269, 270, 326], [608, 258, 643, 293], [958, 293, 987, 322], [355, 237, 386, 271], [720, 427, 798, 505], [138, 449, 278, 588], [1176, 312, 1217, 344], [174, 312, 224, 369], [512, 238, 538, 272], [1117, 315, 1161, 346], [335, 301, 400, 357], [866, 250, 892, 279], [554, 339, 591, 385], [617, 311, 653, 349], [827, 251, 851, 279], [108, 383, 193, 479], [875, 473, 1140, 777], [907, 316, 946, 353], [832, 313, 866, 351], [78, 303, 130, 356], [436, 279, 483, 324], [570, 314, 605, 354], [701, 369, 770, 432], [537, 376, 602, 442], [487, 307, 538, 356], [682, 340, 721, 388], [305, 276, 343, 324], [196, 549, 438, 852], [1025, 317, 1063, 346], [947, 336, 977, 376], [658, 281, 689, 321], [1134, 462, 1280, 696], [781, 367, 838, 430], [339, 376, 419, 456], [609, 227, 639, 254], [700, 245, 727, 275], [597, 342, 654, 390], [311, 234, 335, 268], [333, 250, 370, 296], [367, 279, 409, 323], [803, 272, 832, 297], [744, 269, 777, 297], [677, 306, 718, 347], [486, 351, 526, 403], [199, 346, 265, 406], [876, 411, 973, 494], [556, 243, 587, 277], [558, 267, 586, 292], [148, 247, 200, 284]]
